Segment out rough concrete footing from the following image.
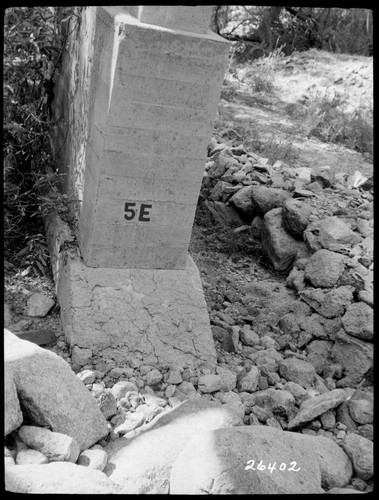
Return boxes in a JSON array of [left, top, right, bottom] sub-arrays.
[[45, 213, 216, 369]]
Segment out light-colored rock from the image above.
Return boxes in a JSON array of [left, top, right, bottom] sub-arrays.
[[198, 374, 223, 393], [236, 365, 259, 393], [342, 434, 373, 480], [287, 389, 346, 430], [26, 293, 55, 317], [77, 448, 108, 471], [305, 340, 334, 375], [261, 208, 307, 272], [4, 369, 23, 436], [77, 369, 95, 385], [320, 410, 336, 429], [282, 198, 313, 240], [104, 399, 242, 494], [250, 185, 291, 215], [279, 358, 316, 388], [16, 449, 49, 465], [5, 462, 120, 493], [304, 249, 346, 288], [311, 165, 335, 188], [169, 425, 323, 494], [4, 330, 108, 450], [145, 368, 163, 386], [249, 347, 283, 368], [348, 399, 373, 425], [110, 380, 139, 400], [216, 391, 245, 419], [18, 425, 80, 463], [114, 411, 146, 435], [71, 345, 93, 367], [283, 381, 309, 406], [239, 325, 260, 346], [341, 302, 373, 341]]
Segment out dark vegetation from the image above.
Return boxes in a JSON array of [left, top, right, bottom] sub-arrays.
[[3, 6, 373, 276]]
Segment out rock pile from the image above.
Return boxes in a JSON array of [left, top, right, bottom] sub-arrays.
[[5, 327, 373, 493], [200, 139, 373, 389]]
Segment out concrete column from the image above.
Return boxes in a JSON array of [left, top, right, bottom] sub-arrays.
[[78, 6, 229, 269]]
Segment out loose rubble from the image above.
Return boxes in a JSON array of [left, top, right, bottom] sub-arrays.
[[4, 131, 373, 494]]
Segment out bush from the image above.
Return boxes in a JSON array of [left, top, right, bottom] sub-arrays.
[[3, 7, 73, 274]]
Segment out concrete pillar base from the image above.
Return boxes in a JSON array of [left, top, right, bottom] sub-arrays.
[[45, 214, 216, 369]]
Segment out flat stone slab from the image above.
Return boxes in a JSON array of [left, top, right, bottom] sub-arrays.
[[56, 247, 216, 368]]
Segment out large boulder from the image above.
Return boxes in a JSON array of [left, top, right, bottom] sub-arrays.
[[229, 185, 290, 222], [4, 329, 108, 450], [279, 358, 316, 388], [4, 369, 23, 435], [170, 425, 324, 494], [304, 249, 346, 288], [261, 208, 307, 272], [5, 462, 120, 494], [104, 399, 243, 494]]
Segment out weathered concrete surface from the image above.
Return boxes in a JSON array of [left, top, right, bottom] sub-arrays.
[[52, 240, 216, 368], [54, 6, 229, 270]]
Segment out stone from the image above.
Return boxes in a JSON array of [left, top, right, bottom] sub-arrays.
[[236, 365, 259, 393], [310, 165, 335, 188], [77, 369, 96, 385], [5, 462, 120, 493], [166, 368, 183, 385], [336, 402, 358, 431], [5, 330, 108, 450], [244, 388, 296, 422], [77, 448, 108, 471], [4, 302, 12, 327], [176, 380, 197, 396], [320, 410, 336, 429], [169, 425, 323, 494], [348, 399, 373, 425], [357, 424, 373, 442], [239, 326, 259, 346], [71, 346, 93, 367], [114, 412, 146, 435], [342, 434, 373, 480], [110, 380, 139, 400], [104, 399, 242, 494], [330, 330, 373, 384], [145, 368, 163, 386], [299, 286, 354, 318], [318, 217, 362, 250], [283, 382, 309, 406], [304, 249, 346, 288], [250, 215, 264, 239], [203, 200, 244, 226], [250, 185, 291, 215], [98, 390, 118, 420], [341, 302, 373, 341], [287, 389, 346, 430], [198, 374, 223, 393], [216, 365, 237, 391], [261, 208, 307, 272], [249, 348, 283, 369], [26, 293, 55, 317], [259, 335, 280, 350], [4, 369, 23, 436], [18, 425, 80, 463], [279, 358, 316, 388], [16, 449, 49, 465], [282, 198, 313, 240], [229, 185, 258, 221], [305, 340, 334, 375], [216, 391, 245, 419]]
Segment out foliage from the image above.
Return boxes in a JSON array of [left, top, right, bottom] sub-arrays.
[[212, 6, 373, 63], [292, 88, 373, 155], [3, 7, 76, 275]]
